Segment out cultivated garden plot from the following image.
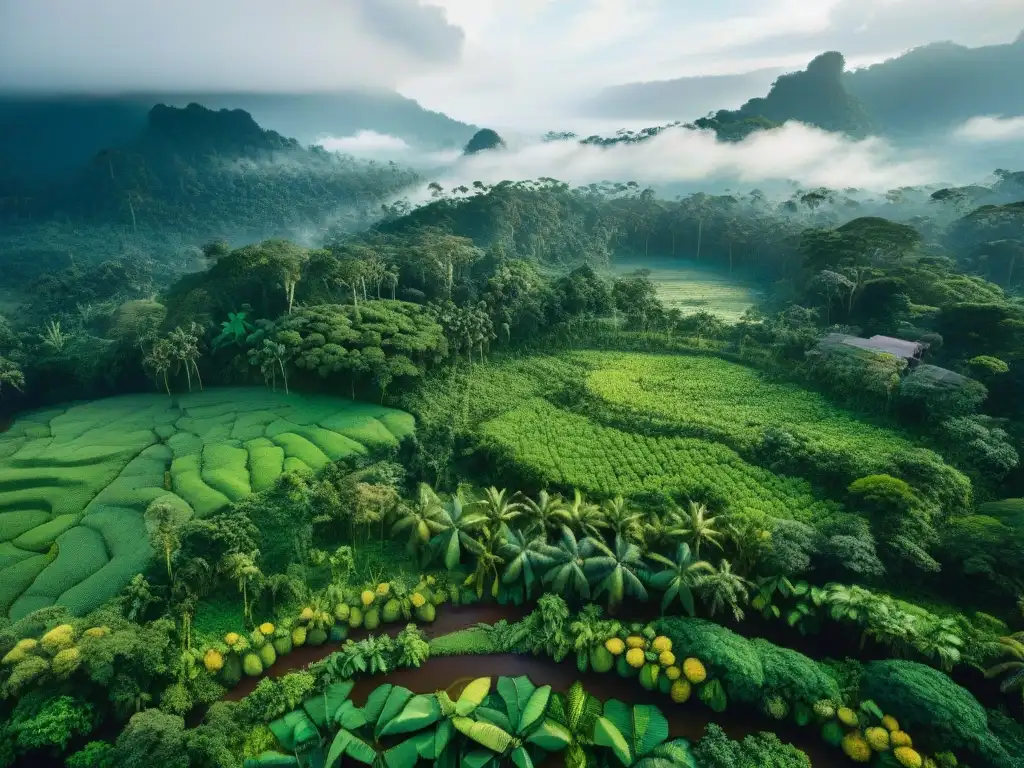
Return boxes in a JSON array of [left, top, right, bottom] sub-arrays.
[[0, 389, 414, 621]]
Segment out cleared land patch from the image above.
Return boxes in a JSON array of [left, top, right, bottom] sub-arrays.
[[613, 257, 761, 321], [0, 388, 414, 620]]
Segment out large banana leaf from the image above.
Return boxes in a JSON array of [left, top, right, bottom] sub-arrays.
[[634, 739, 697, 768], [525, 719, 572, 752], [497, 676, 535, 730], [594, 716, 633, 766], [324, 729, 375, 768], [452, 716, 514, 753], [296, 743, 325, 768], [380, 737, 421, 768], [269, 709, 318, 752], [362, 684, 396, 725], [510, 745, 534, 768], [434, 717, 456, 758], [563, 681, 602, 734], [378, 694, 442, 738], [518, 686, 551, 735], [475, 705, 515, 733], [600, 700, 669, 762], [461, 749, 499, 768], [456, 678, 493, 716], [334, 700, 368, 731], [373, 686, 415, 738], [304, 682, 355, 728]]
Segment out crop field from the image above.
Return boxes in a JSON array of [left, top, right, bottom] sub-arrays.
[[613, 257, 761, 321], [408, 349, 965, 523], [479, 397, 840, 524], [0, 388, 414, 620]]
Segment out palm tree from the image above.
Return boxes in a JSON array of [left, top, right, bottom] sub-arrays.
[[696, 559, 753, 621], [584, 534, 648, 610], [391, 483, 446, 556], [985, 633, 1024, 702], [645, 543, 714, 616], [600, 496, 643, 542], [535, 526, 597, 600], [678, 500, 726, 558], [474, 487, 525, 534], [518, 489, 570, 539], [219, 552, 262, 621], [640, 509, 689, 552], [499, 526, 549, 599], [466, 530, 506, 599], [429, 491, 485, 569], [563, 489, 606, 540]]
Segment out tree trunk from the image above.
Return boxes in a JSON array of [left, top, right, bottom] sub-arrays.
[[183, 361, 192, 392], [163, 370, 170, 396], [644, 230, 650, 257], [728, 241, 733, 273], [192, 361, 203, 391], [696, 219, 703, 261], [128, 198, 137, 234], [671, 229, 675, 256]]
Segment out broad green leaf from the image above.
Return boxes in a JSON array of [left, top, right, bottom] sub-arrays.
[[374, 686, 415, 739], [335, 700, 367, 731], [381, 738, 420, 768], [362, 684, 394, 725], [434, 717, 455, 756], [594, 716, 632, 766], [445, 532, 461, 570], [324, 730, 352, 768], [601, 700, 668, 759], [411, 729, 437, 760], [269, 714, 296, 752], [566, 744, 587, 768], [253, 752, 299, 767], [636, 739, 697, 768], [518, 685, 551, 735], [343, 734, 377, 765], [456, 678, 492, 716], [303, 696, 328, 729], [497, 676, 535, 730], [379, 694, 442, 738], [453, 716, 514, 753], [321, 682, 354, 719], [510, 745, 534, 768], [297, 744, 325, 768], [461, 750, 497, 768], [475, 705, 514, 733], [291, 712, 320, 749], [525, 719, 572, 752]]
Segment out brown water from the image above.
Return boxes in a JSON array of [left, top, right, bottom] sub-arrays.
[[221, 604, 843, 766]]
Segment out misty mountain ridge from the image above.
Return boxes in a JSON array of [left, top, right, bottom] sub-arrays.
[[0, 88, 477, 184], [582, 33, 1024, 137]]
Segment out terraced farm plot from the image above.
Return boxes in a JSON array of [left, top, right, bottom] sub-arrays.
[[0, 388, 414, 620], [613, 258, 761, 321]]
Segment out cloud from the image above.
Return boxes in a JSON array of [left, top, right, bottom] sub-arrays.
[[424, 121, 942, 194], [316, 131, 414, 155], [953, 115, 1024, 142], [0, 0, 464, 93]]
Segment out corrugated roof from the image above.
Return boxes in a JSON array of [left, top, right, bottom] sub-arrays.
[[815, 333, 923, 359]]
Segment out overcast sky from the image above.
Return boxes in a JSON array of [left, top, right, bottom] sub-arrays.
[[1, 0, 1021, 130]]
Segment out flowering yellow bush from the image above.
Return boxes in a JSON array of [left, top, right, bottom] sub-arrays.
[[361, 590, 375, 607], [626, 648, 645, 668], [814, 700, 836, 718], [881, 715, 900, 732], [891, 731, 913, 748], [665, 665, 681, 680], [626, 636, 646, 649], [51, 647, 81, 678], [894, 747, 923, 768], [376, 583, 390, 596], [15, 638, 38, 652], [604, 638, 625, 655], [841, 733, 872, 763], [682, 658, 706, 684], [670, 679, 692, 703], [204, 649, 224, 672], [864, 727, 890, 751], [224, 632, 241, 647], [2, 647, 27, 665], [299, 607, 315, 621], [41, 624, 75, 654], [426, 576, 437, 586], [837, 706, 859, 727], [658, 651, 676, 667], [259, 623, 275, 636], [411, 592, 426, 608], [83, 627, 109, 639], [651, 636, 672, 653]]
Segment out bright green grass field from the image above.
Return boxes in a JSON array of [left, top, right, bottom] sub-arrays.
[[613, 257, 761, 321], [0, 388, 414, 621]]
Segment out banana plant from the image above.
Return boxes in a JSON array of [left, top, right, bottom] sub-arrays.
[[593, 699, 671, 767], [544, 681, 603, 768]]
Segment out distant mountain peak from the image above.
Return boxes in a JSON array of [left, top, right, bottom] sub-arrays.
[[143, 102, 297, 153], [463, 128, 506, 155]]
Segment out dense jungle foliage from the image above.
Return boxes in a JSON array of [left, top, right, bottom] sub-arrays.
[[0, 99, 1023, 768]]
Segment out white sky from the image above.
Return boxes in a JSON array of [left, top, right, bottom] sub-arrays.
[[0, 0, 1020, 131]]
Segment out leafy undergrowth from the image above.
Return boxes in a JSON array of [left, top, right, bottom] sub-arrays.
[[0, 388, 414, 620], [613, 257, 761, 321], [427, 626, 499, 656]]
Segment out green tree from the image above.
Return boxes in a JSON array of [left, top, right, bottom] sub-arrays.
[[520, 490, 571, 540], [144, 497, 190, 582], [697, 559, 753, 621], [536, 527, 598, 601], [429, 492, 485, 569], [678, 501, 726, 558], [0, 356, 25, 398], [391, 483, 446, 556], [584, 534, 649, 610], [645, 543, 714, 616]]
